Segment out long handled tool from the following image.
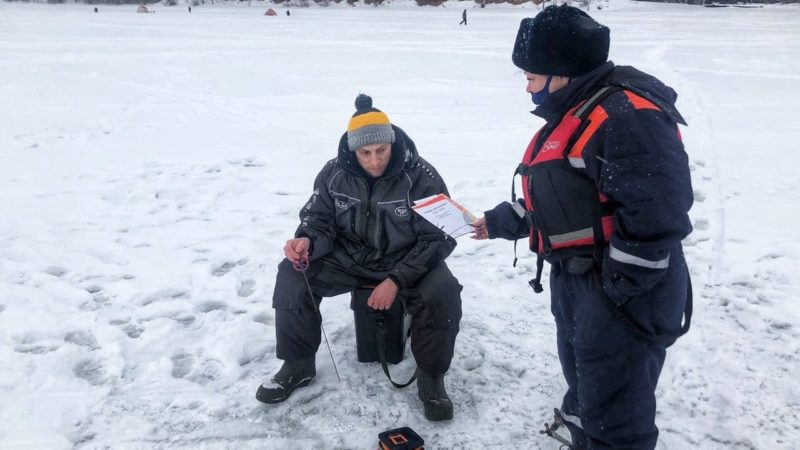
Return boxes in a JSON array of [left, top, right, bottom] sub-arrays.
[[293, 259, 341, 383]]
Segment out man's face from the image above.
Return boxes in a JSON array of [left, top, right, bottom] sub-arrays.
[[354, 143, 392, 178]]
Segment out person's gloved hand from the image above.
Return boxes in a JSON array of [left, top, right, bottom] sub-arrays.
[[601, 259, 632, 306]]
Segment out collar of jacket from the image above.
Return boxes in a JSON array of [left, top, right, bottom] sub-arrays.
[[337, 124, 419, 181], [531, 61, 616, 124], [531, 61, 687, 126]]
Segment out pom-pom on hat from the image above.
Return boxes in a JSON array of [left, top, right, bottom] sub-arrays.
[[347, 94, 395, 152], [512, 5, 610, 78]]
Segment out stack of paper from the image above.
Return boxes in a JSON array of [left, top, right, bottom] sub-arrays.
[[411, 194, 478, 238]]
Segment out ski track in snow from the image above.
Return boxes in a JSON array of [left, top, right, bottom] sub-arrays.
[[1, 3, 800, 449]]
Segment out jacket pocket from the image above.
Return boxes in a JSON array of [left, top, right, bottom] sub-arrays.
[[333, 194, 361, 237]]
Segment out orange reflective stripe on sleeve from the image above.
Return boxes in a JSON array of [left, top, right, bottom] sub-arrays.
[[624, 91, 660, 111]]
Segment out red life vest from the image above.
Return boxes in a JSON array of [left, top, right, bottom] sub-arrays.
[[515, 87, 625, 263]]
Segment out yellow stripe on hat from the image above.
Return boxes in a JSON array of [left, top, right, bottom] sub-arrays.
[[348, 111, 391, 132]]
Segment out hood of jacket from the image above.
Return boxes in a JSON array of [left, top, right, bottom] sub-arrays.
[[336, 124, 420, 180], [534, 61, 687, 126]]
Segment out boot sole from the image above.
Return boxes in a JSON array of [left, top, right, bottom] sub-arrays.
[[424, 410, 454, 422], [256, 378, 313, 404], [419, 394, 454, 421]]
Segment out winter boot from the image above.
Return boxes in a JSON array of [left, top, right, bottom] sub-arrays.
[[417, 370, 453, 421], [255, 357, 316, 404]]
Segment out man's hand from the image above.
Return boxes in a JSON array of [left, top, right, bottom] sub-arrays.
[[471, 217, 488, 240], [284, 237, 311, 265], [367, 278, 399, 310]]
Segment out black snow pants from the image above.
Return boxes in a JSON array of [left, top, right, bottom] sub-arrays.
[[549, 253, 690, 450], [272, 256, 462, 375]]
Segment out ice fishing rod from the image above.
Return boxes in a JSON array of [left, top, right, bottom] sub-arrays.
[[293, 259, 341, 383]]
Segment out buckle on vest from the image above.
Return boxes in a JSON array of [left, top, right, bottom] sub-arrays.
[[524, 211, 535, 229]]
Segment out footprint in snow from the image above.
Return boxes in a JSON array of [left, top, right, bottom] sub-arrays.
[[237, 279, 256, 297], [243, 159, 264, 168], [239, 342, 272, 366], [73, 359, 107, 386], [93, 292, 110, 304], [0, 305, 5, 314], [84, 284, 103, 294], [693, 190, 706, 202], [769, 321, 792, 331], [693, 218, 710, 231], [123, 323, 145, 339], [171, 353, 195, 379], [211, 259, 248, 277], [212, 262, 236, 277], [43, 266, 67, 277], [64, 331, 100, 350], [80, 301, 101, 312], [140, 288, 189, 306], [15, 343, 60, 354], [173, 314, 196, 326], [252, 311, 273, 325], [195, 301, 227, 313], [189, 359, 225, 385], [463, 351, 485, 371]]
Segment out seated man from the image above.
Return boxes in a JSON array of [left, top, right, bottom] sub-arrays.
[[256, 94, 463, 422]]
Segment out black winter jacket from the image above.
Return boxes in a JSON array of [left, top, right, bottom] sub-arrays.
[[295, 125, 456, 289], [485, 62, 693, 303]]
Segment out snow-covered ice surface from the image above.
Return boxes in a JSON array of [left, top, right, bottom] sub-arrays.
[[1, 2, 799, 449]]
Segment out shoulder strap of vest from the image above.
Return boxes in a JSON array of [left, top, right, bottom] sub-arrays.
[[561, 86, 622, 164], [573, 86, 621, 120]]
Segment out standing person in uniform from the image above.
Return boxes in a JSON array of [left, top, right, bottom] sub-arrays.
[[459, 9, 467, 26], [256, 94, 463, 422], [472, 6, 693, 449]]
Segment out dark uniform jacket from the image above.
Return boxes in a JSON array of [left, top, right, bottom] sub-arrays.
[[296, 125, 456, 289], [486, 61, 693, 304]]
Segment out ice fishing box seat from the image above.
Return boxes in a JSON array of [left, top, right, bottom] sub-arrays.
[[350, 286, 411, 364]]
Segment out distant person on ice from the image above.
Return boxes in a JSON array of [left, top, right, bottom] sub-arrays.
[[460, 9, 467, 26], [256, 94, 463, 422], [471, 5, 693, 449]]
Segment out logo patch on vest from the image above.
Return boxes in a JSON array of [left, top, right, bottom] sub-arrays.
[[335, 198, 349, 210], [541, 140, 561, 152], [394, 206, 409, 217]]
